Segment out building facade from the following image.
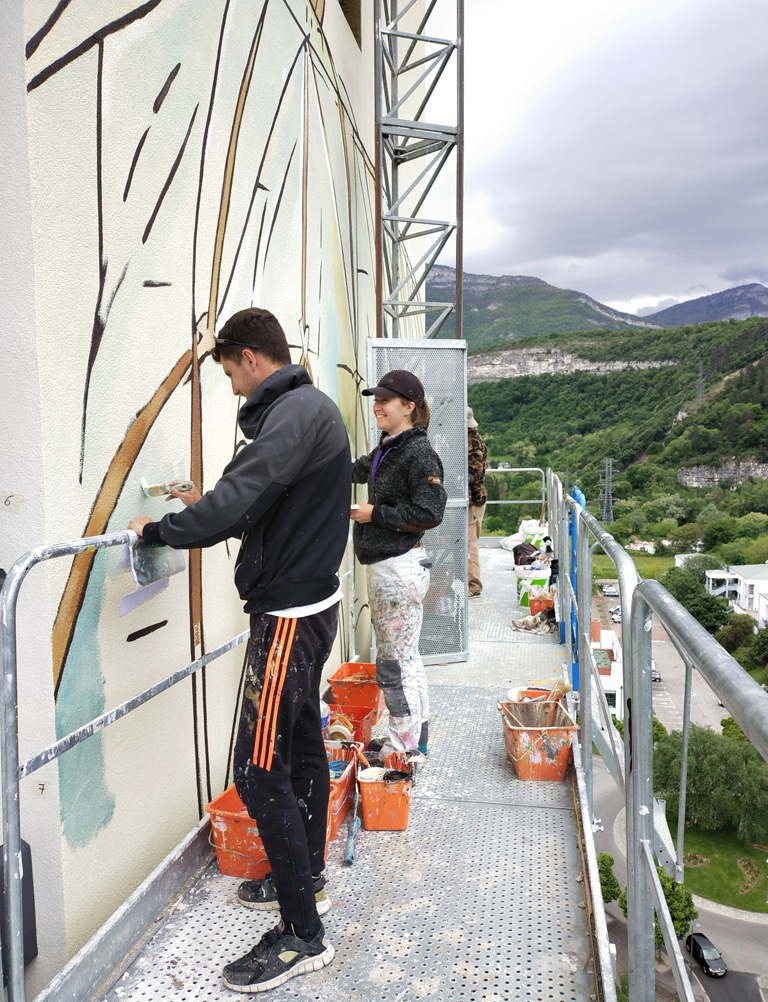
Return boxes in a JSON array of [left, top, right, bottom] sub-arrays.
[[2, 1, 377, 992]]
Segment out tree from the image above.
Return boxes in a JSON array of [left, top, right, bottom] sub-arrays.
[[660, 567, 730, 634], [654, 724, 768, 843], [597, 852, 621, 904], [702, 517, 737, 551], [715, 613, 756, 653], [678, 553, 723, 585], [721, 717, 749, 744], [753, 626, 768, 667], [618, 866, 697, 949], [652, 717, 668, 745]]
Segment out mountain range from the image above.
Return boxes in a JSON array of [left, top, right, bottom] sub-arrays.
[[426, 265, 768, 352], [643, 283, 768, 326]]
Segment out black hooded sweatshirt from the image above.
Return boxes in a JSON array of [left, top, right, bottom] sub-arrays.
[[142, 365, 351, 613]]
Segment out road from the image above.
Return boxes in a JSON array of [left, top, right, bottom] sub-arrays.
[[593, 585, 730, 733]]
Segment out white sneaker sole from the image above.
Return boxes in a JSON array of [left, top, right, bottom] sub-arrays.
[[238, 894, 331, 917], [221, 942, 335, 993]]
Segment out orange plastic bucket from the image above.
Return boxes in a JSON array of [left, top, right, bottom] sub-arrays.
[[328, 662, 385, 720], [207, 740, 363, 878], [358, 767, 412, 831], [499, 700, 576, 782], [206, 786, 270, 880], [528, 596, 554, 616]]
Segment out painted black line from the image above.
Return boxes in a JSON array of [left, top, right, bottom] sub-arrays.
[[191, 0, 231, 318], [262, 144, 297, 267], [79, 40, 106, 483], [250, 201, 268, 299], [143, 279, 172, 287], [153, 62, 181, 113], [26, 0, 73, 59], [142, 104, 199, 244], [126, 620, 168, 642], [219, 37, 306, 316], [123, 126, 150, 201], [27, 0, 163, 92]]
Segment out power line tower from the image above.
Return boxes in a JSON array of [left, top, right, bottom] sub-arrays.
[[599, 458, 614, 524]]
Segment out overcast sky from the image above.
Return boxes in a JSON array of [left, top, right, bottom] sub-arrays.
[[441, 0, 768, 315]]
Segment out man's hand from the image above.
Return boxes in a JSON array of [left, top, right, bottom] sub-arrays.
[[128, 516, 152, 537], [167, 482, 202, 506], [349, 503, 373, 524]]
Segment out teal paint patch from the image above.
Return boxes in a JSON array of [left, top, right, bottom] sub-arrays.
[[55, 554, 116, 847]]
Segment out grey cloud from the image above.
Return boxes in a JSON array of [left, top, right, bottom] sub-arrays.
[[463, 1, 768, 307]]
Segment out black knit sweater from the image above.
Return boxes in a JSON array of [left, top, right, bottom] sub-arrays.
[[351, 427, 447, 564]]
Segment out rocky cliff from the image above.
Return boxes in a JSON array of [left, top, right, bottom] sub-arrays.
[[468, 347, 674, 383], [677, 460, 768, 488]]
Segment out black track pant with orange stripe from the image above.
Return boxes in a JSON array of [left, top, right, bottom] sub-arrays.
[[233, 606, 338, 938]]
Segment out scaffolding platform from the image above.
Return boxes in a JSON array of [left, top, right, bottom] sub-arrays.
[[100, 548, 595, 1002]]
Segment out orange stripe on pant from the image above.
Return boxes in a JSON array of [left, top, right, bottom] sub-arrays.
[[252, 617, 298, 770], [263, 617, 297, 772], [252, 617, 289, 767]]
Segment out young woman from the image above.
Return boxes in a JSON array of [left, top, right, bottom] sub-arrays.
[[350, 370, 447, 761]]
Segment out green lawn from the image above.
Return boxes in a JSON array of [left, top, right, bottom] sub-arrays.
[[668, 820, 768, 913], [592, 552, 674, 583]]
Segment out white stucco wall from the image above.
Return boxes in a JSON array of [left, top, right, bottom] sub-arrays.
[[5, 0, 378, 992]]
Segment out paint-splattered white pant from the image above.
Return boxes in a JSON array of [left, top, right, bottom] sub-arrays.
[[366, 547, 430, 755]]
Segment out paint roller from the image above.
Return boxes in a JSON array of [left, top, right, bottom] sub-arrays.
[[343, 744, 369, 865]]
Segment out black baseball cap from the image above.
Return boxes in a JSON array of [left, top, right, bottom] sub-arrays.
[[362, 369, 425, 406]]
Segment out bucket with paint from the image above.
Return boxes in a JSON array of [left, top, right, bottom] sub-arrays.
[[358, 766, 412, 831], [499, 700, 576, 781], [328, 662, 385, 720]]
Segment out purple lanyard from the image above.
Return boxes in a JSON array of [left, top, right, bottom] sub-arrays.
[[370, 446, 393, 485]]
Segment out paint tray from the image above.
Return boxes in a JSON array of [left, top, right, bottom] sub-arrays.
[[499, 700, 576, 781]]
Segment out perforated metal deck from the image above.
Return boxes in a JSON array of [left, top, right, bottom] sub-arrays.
[[101, 548, 594, 1002]]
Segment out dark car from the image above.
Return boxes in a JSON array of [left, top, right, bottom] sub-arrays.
[[685, 932, 727, 977]]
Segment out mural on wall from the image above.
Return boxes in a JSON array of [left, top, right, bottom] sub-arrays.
[[25, 0, 375, 846]]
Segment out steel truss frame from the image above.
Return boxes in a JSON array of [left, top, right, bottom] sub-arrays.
[[374, 0, 464, 339]]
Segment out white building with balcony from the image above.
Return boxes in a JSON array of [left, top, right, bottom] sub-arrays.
[[705, 563, 768, 626]]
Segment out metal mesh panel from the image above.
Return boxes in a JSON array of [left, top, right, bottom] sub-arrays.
[[367, 340, 468, 662]]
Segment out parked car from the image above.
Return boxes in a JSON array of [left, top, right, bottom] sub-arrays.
[[685, 932, 727, 977], [609, 605, 620, 614], [601, 584, 619, 597], [651, 660, 661, 683], [610, 611, 622, 623]]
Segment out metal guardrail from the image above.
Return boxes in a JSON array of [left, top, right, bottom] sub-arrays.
[[0, 531, 249, 1002], [483, 466, 546, 509], [546, 472, 768, 1002]]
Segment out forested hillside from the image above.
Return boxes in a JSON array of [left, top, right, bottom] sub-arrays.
[[469, 317, 768, 493], [469, 317, 768, 684]]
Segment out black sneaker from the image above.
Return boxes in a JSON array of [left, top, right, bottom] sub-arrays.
[[222, 922, 334, 993], [237, 873, 331, 916]]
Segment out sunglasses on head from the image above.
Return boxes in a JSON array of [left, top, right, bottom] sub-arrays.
[[214, 337, 259, 350]]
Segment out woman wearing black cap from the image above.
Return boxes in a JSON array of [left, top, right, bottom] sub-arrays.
[[350, 371, 447, 763]]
